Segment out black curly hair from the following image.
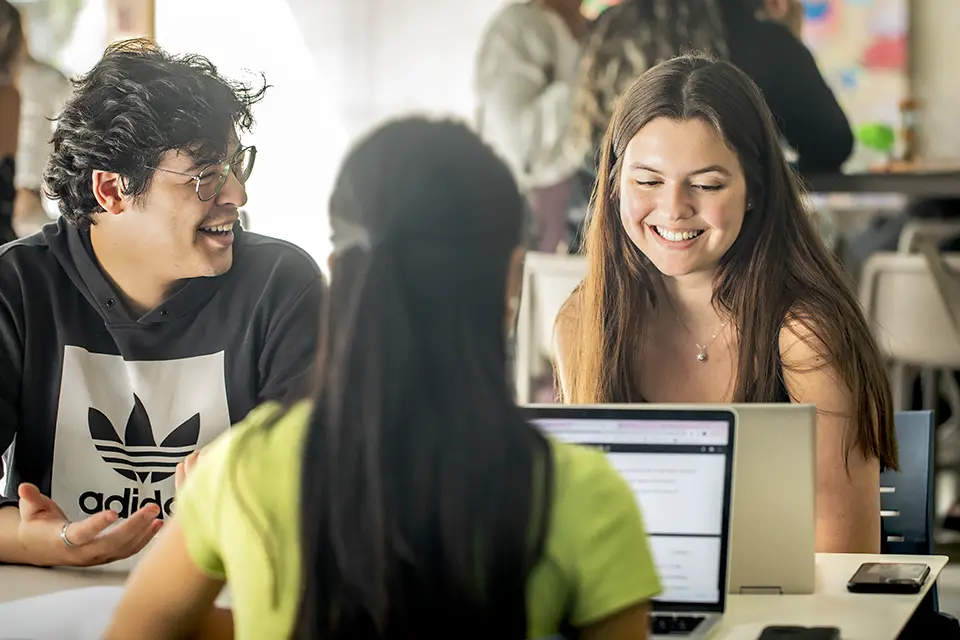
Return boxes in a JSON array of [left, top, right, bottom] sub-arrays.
[[44, 38, 267, 229]]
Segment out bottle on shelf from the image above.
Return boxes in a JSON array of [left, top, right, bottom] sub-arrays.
[[898, 97, 919, 165]]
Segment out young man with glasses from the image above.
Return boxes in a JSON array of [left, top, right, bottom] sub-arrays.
[[0, 40, 324, 569]]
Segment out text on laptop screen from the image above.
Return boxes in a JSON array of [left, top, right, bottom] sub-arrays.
[[531, 417, 730, 605]]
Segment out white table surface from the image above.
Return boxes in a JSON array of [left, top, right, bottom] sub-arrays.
[[0, 565, 127, 604], [0, 553, 947, 640], [716, 553, 948, 640]]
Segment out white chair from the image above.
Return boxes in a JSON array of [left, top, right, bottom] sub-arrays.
[[514, 252, 587, 404], [860, 250, 960, 520], [894, 221, 960, 412], [861, 252, 960, 410], [898, 219, 960, 254], [896, 222, 960, 482]]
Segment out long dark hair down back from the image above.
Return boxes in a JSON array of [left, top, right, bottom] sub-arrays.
[[294, 117, 553, 639]]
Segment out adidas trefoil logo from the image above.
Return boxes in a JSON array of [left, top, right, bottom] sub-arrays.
[[88, 394, 200, 483]]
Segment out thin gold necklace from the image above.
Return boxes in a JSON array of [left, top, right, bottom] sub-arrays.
[[694, 322, 727, 363], [672, 308, 728, 363]]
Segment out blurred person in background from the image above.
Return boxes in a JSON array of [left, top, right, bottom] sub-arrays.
[[0, 0, 21, 246], [719, 0, 852, 173], [9, 1, 70, 237], [572, 0, 728, 180], [567, 0, 853, 252], [475, 0, 585, 254]]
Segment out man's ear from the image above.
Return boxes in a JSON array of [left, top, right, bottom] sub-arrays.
[[91, 170, 127, 216]]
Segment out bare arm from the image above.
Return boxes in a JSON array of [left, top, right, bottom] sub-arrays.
[[105, 518, 227, 640], [781, 325, 881, 553], [581, 602, 650, 640], [553, 293, 580, 401], [192, 608, 234, 640], [0, 86, 19, 157]]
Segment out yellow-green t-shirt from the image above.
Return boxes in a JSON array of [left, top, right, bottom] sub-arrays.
[[177, 402, 662, 639]]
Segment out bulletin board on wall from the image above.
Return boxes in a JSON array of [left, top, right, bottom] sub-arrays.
[[801, 0, 909, 171], [580, 0, 910, 171]]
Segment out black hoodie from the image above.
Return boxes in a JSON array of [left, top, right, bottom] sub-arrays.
[[0, 218, 323, 539]]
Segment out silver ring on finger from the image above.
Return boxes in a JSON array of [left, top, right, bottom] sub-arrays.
[[60, 522, 77, 548]]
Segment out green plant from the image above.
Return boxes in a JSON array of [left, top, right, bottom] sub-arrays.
[[855, 122, 896, 153]]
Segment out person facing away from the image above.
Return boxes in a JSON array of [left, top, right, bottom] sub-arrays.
[[555, 55, 897, 554], [0, 0, 22, 246], [106, 117, 662, 640], [475, 0, 586, 253], [572, 0, 853, 179], [0, 39, 324, 570]]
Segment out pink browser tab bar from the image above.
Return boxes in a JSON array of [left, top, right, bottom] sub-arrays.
[[534, 419, 730, 446]]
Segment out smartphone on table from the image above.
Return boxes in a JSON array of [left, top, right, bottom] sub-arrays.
[[846, 562, 930, 594], [758, 626, 840, 639]]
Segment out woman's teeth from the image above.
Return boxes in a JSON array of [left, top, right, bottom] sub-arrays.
[[653, 226, 704, 242]]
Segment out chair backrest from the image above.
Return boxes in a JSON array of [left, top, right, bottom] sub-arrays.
[[514, 252, 587, 403], [881, 410, 935, 555], [898, 219, 960, 254], [860, 252, 960, 366]]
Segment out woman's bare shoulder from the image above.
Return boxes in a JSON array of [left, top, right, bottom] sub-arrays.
[[555, 287, 582, 334], [778, 312, 833, 368]]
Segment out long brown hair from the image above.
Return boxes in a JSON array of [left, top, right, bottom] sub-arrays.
[[562, 55, 898, 471], [572, 0, 728, 166]]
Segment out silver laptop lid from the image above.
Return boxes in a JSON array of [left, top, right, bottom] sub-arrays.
[[522, 405, 736, 614]]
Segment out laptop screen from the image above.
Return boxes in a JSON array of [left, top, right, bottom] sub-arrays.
[[523, 406, 735, 613]]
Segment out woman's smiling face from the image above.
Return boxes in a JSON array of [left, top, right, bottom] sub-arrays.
[[618, 117, 748, 279]]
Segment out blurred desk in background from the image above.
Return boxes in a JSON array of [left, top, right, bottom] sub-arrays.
[[807, 171, 960, 198]]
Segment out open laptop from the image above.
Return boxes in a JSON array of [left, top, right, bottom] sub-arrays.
[[609, 403, 817, 594], [523, 405, 736, 639]]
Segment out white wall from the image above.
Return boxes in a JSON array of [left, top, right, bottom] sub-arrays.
[[156, 0, 350, 264], [910, 0, 960, 162], [155, 0, 508, 265], [364, 0, 507, 127]]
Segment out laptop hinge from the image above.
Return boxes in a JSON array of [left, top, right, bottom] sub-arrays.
[[737, 586, 783, 595]]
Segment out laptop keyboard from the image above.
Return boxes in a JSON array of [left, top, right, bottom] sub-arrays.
[[650, 613, 706, 636]]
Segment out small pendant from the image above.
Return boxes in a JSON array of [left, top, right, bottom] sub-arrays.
[[697, 352, 708, 362]]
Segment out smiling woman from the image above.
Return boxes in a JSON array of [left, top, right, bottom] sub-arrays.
[[619, 118, 748, 279], [555, 54, 898, 555]]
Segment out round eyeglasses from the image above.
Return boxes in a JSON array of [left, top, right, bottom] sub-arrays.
[[151, 146, 257, 202]]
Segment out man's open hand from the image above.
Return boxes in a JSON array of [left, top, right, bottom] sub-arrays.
[[14, 483, 162, 567]]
